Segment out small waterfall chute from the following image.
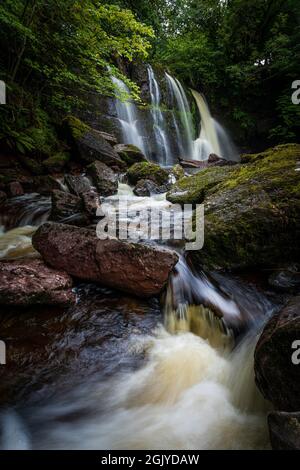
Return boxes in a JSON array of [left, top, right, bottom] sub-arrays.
[[110, 74, 147, 157], [191, 89, 221, 159], [147, 65, 172, 166]]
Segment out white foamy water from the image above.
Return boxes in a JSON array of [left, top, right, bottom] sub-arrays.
[[22, 327, 270, 450]]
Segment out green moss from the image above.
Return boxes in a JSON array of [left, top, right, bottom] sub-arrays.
[[166, 166, 233, 205], [183, 143, 300, 270], [171, 164, 185, 181], [64, 116, 90, 140], [43, 152, 70, 173], [127, 161, 169, 185], [115, 144, 146, 166]]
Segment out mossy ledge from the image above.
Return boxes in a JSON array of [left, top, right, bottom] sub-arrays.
[[127, 161, 169, 186], [167, 144, 300, 270]]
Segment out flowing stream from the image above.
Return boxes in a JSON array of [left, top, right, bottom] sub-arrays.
[[0, 180, 278, 450]]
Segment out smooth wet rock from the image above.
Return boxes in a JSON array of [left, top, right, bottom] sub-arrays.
[[268, 411, 300, 450], [114, 144, 147, 167], [64, 174, 91, 196], [87, 161, 118, 197], [133, 179, 166, 197], [207, 153, 237, 166], [127, 162, 169, 186], [81, 191, 100, 218], [172, 144, 300, 270], [8, 182, 24, 197], [254, 296, 300, 411], [65, 116, 126, 171], [50, 190, 88, 226], [97, 131, 118, 145], [32, 222, 179, 297], [0, 259, 75, 306], [268, 265, 300, 294]]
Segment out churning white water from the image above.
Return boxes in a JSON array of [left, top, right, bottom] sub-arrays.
[[22, 323, 270, 450]]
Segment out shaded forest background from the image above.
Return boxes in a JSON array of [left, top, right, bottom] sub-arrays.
[[0, 0, 299, 159]]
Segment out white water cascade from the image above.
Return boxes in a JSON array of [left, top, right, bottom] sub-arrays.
[[165, 72, 195, 159], [191, 89, 221, 159], [147, 66, 172, 166], [111, 75, 147, 157], [166, 72, 238, 161]]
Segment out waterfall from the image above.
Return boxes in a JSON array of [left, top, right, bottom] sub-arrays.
[[166, 72, 238, 161], [165, 73, 195, 159], [111, 75, 147, 156], [191, 90, 221, 159], [147, 66, 172, 166], [110, 67, 238, 164]]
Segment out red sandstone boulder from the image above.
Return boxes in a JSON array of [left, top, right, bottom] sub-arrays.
[[32, 222, 179, 297], [0, 259, 75, 306]]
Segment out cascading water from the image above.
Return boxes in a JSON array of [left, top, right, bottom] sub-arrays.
[[111, 75, 147, 157], [0, 182, 275, 450], [165, 72, 195, 159], [147, 66, 172, 166], [110, 66, 238, 163], [191, 90, 221, 159]]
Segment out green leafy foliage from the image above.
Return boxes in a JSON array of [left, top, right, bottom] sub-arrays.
[[0, 0, 154, 154]]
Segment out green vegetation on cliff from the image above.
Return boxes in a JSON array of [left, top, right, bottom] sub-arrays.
[[0, 0, 154, 155]]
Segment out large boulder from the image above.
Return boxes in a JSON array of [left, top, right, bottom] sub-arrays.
[[0, 259, 75, 306], [167, 144, 300, 270], [254, 296, 300, 411], [127, 161, 169, 186], [32, 223, 179, 297], [86, 161, 118, 197], [65, 116, 126, 171], [114, 144, 147, 167], [268, 411, 300, 450]]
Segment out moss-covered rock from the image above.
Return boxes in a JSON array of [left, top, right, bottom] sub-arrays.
[[166, 166, 233, 205], [170, 164, 185, 181], [43, 152, 70, 173], [177, 144, 300, 270], [64, 115, 90, 140], [64, 116, 125, 170], [127, 162, 169, 186], [114, 143, 147, 167]]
